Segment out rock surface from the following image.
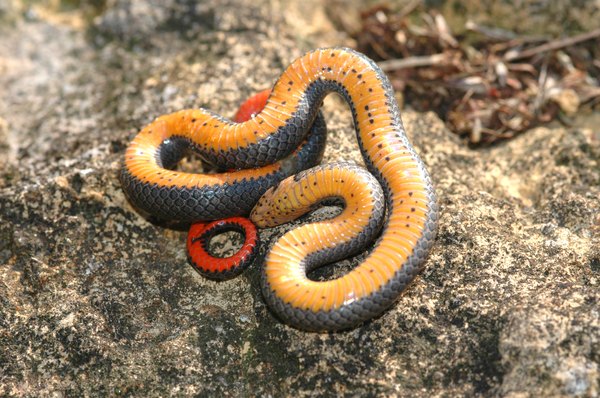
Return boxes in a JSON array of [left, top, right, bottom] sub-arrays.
[[0, 1, 598, 396]]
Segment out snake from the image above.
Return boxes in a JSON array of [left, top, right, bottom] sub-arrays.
[[120, 47, 439, 331], [183, 89, 327, 279]]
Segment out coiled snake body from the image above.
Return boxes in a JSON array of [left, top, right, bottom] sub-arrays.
[[121, 48, 438, 331]]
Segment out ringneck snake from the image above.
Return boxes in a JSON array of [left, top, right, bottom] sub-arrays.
[[121, 48, 438, 331]]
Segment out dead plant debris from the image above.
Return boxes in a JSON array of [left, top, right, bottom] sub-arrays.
[[350, 5, 600, 144]]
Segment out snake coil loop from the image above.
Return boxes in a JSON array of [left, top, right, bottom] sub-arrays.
[[121, 48, 438, 331]]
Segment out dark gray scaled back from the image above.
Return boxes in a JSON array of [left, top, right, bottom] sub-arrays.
[[120, 112, 327, 223]]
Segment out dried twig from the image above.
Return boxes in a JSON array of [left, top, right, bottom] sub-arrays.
[[378, 53, 448, 71], [465, 20, 517, 41], [504, 28, 600, 61], [398, 0, 421, 19]]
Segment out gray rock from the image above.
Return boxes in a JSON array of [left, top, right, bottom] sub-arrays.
[[0, 0, 598, 396]]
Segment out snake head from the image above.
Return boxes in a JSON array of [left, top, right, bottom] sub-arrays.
[[250, 174, 309, 229], [250, 185, 279, 228]]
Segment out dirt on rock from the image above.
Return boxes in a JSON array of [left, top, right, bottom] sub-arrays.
[[0, 1, 598, 396]]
